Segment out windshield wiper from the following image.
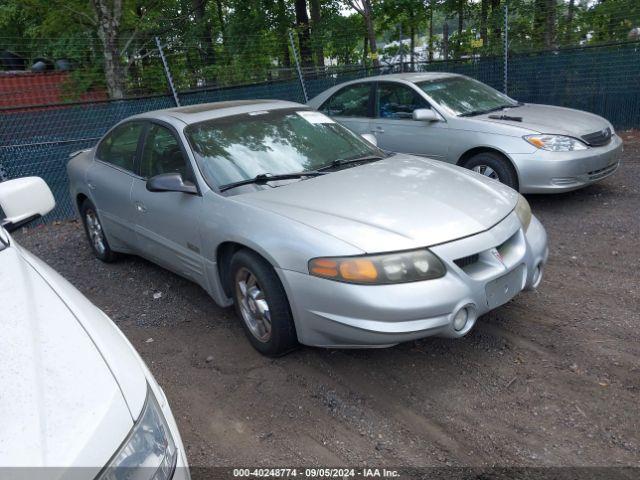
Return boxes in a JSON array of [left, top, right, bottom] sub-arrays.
[[219, 171, 325, 192], [459, 104, 520, 117], [318, 154, 385, 171]]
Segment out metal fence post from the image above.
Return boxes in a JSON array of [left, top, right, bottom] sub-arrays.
[[288, 30, 309, 103], [155, 36, 181, 107], [503, 2, 509, 95]]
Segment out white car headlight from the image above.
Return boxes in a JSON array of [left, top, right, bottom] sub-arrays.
[[99, 386, 177, 480], [524, 134, 587, 151], [515, 194, 532, 231]]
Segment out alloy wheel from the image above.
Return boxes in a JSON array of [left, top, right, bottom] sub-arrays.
[[472, 164, 500, 181], [234, 267, 272, 343], [85, 210, 106, 256]]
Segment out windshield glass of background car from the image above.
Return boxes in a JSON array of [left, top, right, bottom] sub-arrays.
[[417, 77, 517, 116], [185, 109, 381, 187]]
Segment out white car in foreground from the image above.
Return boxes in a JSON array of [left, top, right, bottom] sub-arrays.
[[0, 177, 189, 479]]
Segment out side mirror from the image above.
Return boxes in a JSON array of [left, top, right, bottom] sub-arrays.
[[413, 108, 440, 122], [0, 177, 55, 232], [361, 133, 378, 147], [146, 173, 198, 195]]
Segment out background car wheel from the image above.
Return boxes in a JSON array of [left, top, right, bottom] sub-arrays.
[[80, 200, 118, 262], [229, 249, 298, 356], [462, 152, 519, 191]]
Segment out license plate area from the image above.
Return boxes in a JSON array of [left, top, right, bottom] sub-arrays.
[[485, 264, 526, 309]]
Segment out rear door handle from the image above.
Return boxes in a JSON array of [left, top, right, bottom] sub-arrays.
[[371, 127, 384, 133], [135, 201, 147, 213], [87, 182, 96, 190]]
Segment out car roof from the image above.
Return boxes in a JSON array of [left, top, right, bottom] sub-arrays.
[[306, 72, 465, 107], [349, 72, 463, 83], [129, 99, 306, 125]]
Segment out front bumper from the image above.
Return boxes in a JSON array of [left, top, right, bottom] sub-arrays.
[[278, 212, 548, 348], [512, 134, 623, 193]]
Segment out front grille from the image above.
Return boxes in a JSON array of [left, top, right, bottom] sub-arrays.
[[588, 162, 618, 180], [581, 128, 612, 147], [454, 253, 479, 269]]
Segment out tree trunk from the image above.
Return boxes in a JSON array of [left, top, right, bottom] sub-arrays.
[[192, 0, 215, 65], [363, 35, 369, 65], [545, 0, 557, 49], [491, 0, 501, 45], [480, 0, 488, 49], [457, 0, 464, 58], [410, 24, 415, 71], [294, 0, 313, 67], [362, 0, 379, 67], [91, 0, 124, 99], [443, 22, 449, 61], [565, 0, 575, 44], [309, 0, 324, 67], [428, 2, 434, 62], [276, 0, 291, 72]]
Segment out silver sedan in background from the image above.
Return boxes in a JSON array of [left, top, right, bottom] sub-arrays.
[[67, 100, 548, 356], [307, 73, 622, 192]]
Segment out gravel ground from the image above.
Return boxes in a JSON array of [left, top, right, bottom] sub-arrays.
[[15, 132, 640, 470]]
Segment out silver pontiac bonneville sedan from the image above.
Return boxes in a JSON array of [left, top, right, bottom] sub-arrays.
[[307, 73, 622, 193], [67, 100, 548, 356]]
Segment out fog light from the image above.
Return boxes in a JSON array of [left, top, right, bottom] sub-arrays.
[[453, 308, 468, 331]]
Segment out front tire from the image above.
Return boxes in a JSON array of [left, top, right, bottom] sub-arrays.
[[80, 200, 118, 262], [462, 152, 519, 191], [229, 249, 298, 356]]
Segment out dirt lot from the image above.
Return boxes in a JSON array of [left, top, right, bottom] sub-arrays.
[[16, 132, 640, 470]]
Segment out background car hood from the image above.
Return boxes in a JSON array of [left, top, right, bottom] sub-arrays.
[[0, 245, 134, 473], [478, 103, 611, 137], [234, 154, 518, 252]]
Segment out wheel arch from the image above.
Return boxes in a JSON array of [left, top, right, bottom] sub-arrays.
[[216, 241, 280, 298], [75, 192, 91, 216], [456, 146, 520, 190]]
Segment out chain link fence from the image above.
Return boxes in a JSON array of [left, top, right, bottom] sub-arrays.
[[1, 1, 639, 222]]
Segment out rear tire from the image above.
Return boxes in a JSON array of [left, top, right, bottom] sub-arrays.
[[229, 249, 298, 356], [462, 152, 519, 191], [80, 200, 118, 263]]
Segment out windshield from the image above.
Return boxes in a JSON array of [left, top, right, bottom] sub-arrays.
[[417, 76, 518, 116], [185, 108, 382, 188]]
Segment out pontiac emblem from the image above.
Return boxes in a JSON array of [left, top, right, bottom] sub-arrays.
[[490, 248, 504, 264]]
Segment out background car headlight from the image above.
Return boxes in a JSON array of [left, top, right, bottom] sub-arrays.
[[309, 249, 446, 284], [515, 195, 532, 231], [524, 134, 587, 151], [99, 386, 177, 480]]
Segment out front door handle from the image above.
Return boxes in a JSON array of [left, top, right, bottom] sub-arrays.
[[371, 127, 385, 134], [135, 201, 147, 213], [87, 181, 96, 190]]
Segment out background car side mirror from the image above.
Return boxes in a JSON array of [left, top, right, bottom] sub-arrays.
[[146, 173, 198, 195], [413, 108, 440, 122], [0, 177, 55, 232], [360, 133, 378, 147]]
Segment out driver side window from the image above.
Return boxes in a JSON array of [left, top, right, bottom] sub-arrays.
[[140, 125, 193, 182], [320, 83, 372, 118], [377, 83, 430, 119]]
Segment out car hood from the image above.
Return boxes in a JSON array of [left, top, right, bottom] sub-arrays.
[[0, 245, 135, 473], [477, 103, 611, 137], [234, 154, 518, 253]]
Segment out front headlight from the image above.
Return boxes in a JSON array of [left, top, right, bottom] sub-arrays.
[[309, 248, 446, 284], [524, 134, 587, 151], [99, 386, 177, 480], [515, 195, 532, 232]]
